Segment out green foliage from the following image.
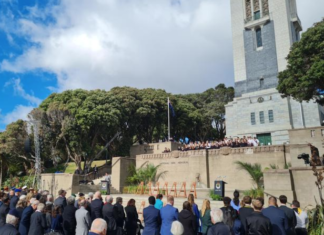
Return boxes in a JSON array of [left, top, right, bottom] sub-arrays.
[[126, 163, 167, 185], [235, 161, 263, 189], [278, 19, 324, 105], [269, 164, 278, 169], [209, 190, 223, 201], [284, 162, 292, 169], [307, 205, 324, 235], [243, 188, 264, 198]]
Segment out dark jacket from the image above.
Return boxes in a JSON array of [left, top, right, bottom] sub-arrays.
[[0, 223, 19, 235], [0, 203, 10, 226], [142, 205, 161, 235], [102, 203, 117, 232], [10, 195, 19, 210], [18, 205, 34, 235], [125, 205, 138, 234], [207, 222, 233, 235], [91, 199, 104, 221], [279, 205, 297, 235], [262, 206, 289, 235], [16, 207, 25, 220], [62, 204, 77, 235], [28, 211, 47, 235], [239, 206, 254, 232], [178, 209, 196, 235], [221, 206, 238, 228], [113, 203, 125, 228], [246, 211, 272, 235], [54, 196, 67, 212]]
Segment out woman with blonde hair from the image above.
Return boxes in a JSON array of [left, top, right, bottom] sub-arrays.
[[188, 194, 200, 233], [200, 199, 212, 235]]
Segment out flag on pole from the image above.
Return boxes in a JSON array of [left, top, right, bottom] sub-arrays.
[[169, 100, 175, 117]]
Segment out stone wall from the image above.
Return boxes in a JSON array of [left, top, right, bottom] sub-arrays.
[[111, 157, 136, 192], [136, 145, 290, 194], [41, 173, 79, 197]]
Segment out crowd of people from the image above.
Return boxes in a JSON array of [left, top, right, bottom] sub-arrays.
[[177, 137, 261, 151], [0, 185, 308, 235]]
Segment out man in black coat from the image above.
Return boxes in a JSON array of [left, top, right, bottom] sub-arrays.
[[10, 189, 21, 210], [18, 199, 39, 235], [28, 203, 47, 235], [54, 189, 67, 212], [220, 197, 238, 228], [114, 197, 125, 235], [0, 197, 10, 226], [91, 191, 104, 220], [207, 208, 233, 235], [102, 195, 117, 235], [62, 196, 77, 235], [0, 209, 20, 235], [246, 198, 272, 235], [279, 195, 297, 235]]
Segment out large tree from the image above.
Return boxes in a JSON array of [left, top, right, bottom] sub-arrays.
[[278, 19, 324, 104]]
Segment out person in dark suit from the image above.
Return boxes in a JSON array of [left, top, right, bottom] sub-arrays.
[[125, 198, 139, 235], [28, 203, 47, 235], [113, 197, 125, 235], [91, 191, 104, 221], [178, 201, 196, 235], [0, 209, 20, 235], [239, 196, 254, 234], [246, 198, 272, 235], [18, 199, 39, 235], [54, 189, 67, 212], [207, 208, 233, 235], [0, 197, 10, 226], [62, 196, 77, 235], [279, 195, 297, 235], [143, 196, 161, 235], [9, 189, 21, 210], [102, 195, 117, 235], [160, 195, 179, 235], [262, 196, 289, 235]]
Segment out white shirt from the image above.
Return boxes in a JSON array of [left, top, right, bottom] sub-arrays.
[[295, 210, 308, 228]]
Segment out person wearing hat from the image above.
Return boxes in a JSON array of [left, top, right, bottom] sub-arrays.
[[0, 209, 20, 235], [21, 186, 28, 196], [0, 197, 10, 226], [10, 189, 21, 210]]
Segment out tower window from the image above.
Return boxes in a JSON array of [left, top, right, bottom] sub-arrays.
[[268, 110, 274, 123], [254, 10, 261, 20], [251, 112, 256, 125], [260, 78, 264, 88], [259, 111, 265, 124], [256, 28, 263, 48]]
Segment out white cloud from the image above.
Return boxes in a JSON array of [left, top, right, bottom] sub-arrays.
[[0, 105, 34, 125], [0, 0, 323, 94], [5, 78, 42, 105]]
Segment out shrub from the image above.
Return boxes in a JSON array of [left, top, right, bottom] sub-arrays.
[[209, 190, 223, 201]]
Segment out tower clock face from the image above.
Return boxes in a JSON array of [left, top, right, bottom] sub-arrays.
[[257, 97, 264, 103]]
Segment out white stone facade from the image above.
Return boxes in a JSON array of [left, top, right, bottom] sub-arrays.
[[226, 0, 323, 144]]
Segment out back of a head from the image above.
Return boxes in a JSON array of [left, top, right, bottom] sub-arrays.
[[116, 197, 123, 204], [292, 200, 300, 208], [167, 195, 174, 203], [6, 214, 18, 226], [188, 194, 195, 205], [242, 196, 252, 205], [279, 195, 287, 204], [67, 196, 75, 205], [90, 218, 107, 234], [233, 190, 240, 199], [105, 195, 113, 204], [171, 221, 184, 235], [37, 203, 45, 212], [156, 194, 163, 200], [94, 191, 101, 199], [183, 201, 192, 212], [148, 196, 156, 205], [210, 208, 223, 224], [268, 196, 277, 206], [79, 199, 87, 207], [58, 189, 64, 196], [223, 197, 231, 206], [252, 199, 263, 211]]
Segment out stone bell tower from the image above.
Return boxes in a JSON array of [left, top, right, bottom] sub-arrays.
[[225, 0, 323, 145]]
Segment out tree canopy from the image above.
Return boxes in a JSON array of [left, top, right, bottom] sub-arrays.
[[0, 84, 234, 177], [278, 19, 324, 104]]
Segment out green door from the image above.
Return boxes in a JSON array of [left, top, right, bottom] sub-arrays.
[[257, 133, 272, 146]]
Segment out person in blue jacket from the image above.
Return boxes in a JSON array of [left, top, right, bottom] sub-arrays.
[[160, 196, 179, 235], [143, 196, 161, 235], [188, 193, 200, 234]]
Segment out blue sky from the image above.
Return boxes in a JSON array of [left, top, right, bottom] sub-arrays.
[[0, 0, 323, 131]]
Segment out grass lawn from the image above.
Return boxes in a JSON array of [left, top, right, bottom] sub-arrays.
[[45, 160, 109, 174]]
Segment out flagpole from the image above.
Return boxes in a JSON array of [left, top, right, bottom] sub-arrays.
[[168, 97, 170, 141]]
